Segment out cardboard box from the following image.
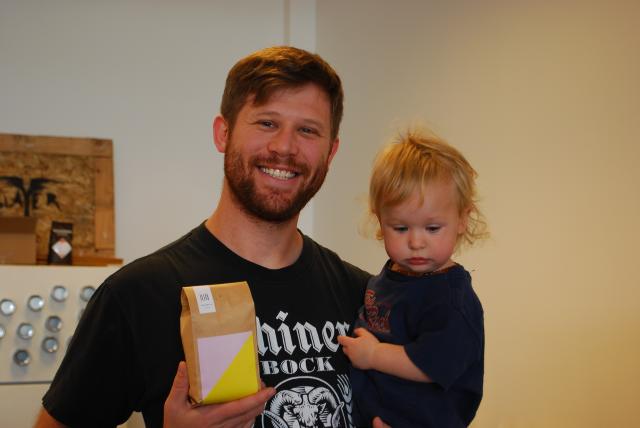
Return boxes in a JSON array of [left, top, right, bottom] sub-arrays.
[[0, 217, 37, 264]]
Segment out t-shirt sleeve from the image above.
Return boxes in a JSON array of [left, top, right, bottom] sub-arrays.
[[404, 301, 483, 391], [42, 280, 144, 427], [345, 261, 371, 295]]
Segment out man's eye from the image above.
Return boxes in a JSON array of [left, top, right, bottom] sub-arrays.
[[258, 120, 275, 128], [299, 127, 318, 135]]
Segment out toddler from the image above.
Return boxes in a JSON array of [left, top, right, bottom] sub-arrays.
[[338, 129, 488, 427]]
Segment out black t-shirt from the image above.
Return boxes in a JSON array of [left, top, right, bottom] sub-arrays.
[[43, 223, 370, 428]]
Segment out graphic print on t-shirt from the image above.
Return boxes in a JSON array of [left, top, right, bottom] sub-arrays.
[[261, 375, 352, 428], [255, 311, 355, 427], [362, 289, 391, 333]]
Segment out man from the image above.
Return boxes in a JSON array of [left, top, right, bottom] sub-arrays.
[[34, 46, 388, 428]]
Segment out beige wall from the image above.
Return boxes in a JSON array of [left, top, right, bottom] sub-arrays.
[[316, 1, 640, 426]]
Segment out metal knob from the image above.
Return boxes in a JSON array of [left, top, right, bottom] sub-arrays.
[[27, 295, 45, 312], [45, 315, 63, 333], [0, 299, 16, 316], [51, 285, 69, 302], [17, 322, 35, 340], [42, 337, 59, 353], [80, 286, 95, 302], [13, 349, 31, 366]]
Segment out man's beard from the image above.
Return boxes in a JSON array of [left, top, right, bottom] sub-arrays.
[[224, 146, 329, 223]]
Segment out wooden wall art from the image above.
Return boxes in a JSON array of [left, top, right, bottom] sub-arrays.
[[0, 133, 121, 265]]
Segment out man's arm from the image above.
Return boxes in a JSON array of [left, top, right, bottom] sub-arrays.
[[33, 408, 66, 428], [338, 328, 432, 383], [34, 362, 276, 428]]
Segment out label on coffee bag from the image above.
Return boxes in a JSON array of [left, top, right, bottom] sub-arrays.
[[193, 286, 216, 314]]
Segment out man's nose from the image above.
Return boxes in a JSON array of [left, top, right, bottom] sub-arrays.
[[267, 127, 298, 156]]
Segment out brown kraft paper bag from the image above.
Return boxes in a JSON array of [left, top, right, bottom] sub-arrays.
[[180, 281, 260, 405]]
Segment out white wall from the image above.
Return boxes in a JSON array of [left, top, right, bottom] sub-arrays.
[[0, 0, 317, 263], [0, 2, 315, 426], [316, 0, 640, 426]]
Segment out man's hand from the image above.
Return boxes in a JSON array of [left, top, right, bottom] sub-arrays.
[[337, 327, 380, 370], [163, 361, 275, 428], [372, 416, 391, 428]]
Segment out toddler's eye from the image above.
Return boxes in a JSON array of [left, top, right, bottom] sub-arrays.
[[427, 226, 441, 233], [392, 226, 408, 232]]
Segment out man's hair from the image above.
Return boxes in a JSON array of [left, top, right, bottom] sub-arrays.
[[221, 46, 344, 140], [369, 128, 489, 248]]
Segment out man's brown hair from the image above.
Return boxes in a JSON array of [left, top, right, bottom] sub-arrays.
[[221, 46, 344, 140]]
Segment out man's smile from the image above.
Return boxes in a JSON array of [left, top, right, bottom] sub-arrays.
[[259, 167, 298, 180]]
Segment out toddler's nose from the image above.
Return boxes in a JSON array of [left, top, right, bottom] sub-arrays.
[[408, 231, 426, 250]]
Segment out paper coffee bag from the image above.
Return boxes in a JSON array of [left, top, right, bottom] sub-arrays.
[[180, 282, 260, 405]]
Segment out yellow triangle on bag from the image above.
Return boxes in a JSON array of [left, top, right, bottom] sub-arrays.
[[202, 333, 259, 404]]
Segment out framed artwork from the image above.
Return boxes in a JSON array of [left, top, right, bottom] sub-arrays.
[[0, 133, 120, 265]]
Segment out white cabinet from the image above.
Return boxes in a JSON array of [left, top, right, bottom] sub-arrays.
[[0, 265, 121, 427]]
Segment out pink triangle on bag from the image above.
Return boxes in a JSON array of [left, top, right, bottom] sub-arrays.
[[197, 331, 252, 398]]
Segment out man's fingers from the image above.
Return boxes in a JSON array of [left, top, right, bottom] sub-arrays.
[[372, 416, 391, 428], [164, 362, 275, 427], [166, 361, 189, 405], [204, 396, 271, 428], [163, 361, 191, 427], [201, 386, 276, 421]]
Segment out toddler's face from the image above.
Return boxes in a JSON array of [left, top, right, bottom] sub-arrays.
[[379, 179, 467, 274]]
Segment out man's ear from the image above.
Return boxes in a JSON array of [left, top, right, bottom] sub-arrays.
[[213, 115, 229, 153], [327, 137, 340, 166]]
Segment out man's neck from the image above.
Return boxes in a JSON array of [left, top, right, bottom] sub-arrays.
[[205, 196, 303, 270]]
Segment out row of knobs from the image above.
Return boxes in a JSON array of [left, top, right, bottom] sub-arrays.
[[1, 285, 95, 367]]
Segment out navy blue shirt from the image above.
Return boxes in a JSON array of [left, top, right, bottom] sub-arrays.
[[350, 262, 484, 427]]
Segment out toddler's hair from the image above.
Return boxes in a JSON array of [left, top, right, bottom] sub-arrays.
[[369, 128, 488, 248]]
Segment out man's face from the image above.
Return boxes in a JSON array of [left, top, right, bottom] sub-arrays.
[[216, 83, 339, 223]]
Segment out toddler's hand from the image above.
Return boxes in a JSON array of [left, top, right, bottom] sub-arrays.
[[337, 328, 380, 370]]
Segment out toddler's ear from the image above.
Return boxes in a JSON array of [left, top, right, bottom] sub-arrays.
[[458, 207, 471, 235]]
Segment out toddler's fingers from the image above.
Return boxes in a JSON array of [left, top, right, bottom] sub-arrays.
[[337, 335, 350, 346], [353, 327, 370, 337]]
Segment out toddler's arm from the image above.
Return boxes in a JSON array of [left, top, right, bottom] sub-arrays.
[[337, 328, 432, 383]]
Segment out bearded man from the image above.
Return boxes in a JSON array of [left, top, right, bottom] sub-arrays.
[[35, 47, 389, 428]]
